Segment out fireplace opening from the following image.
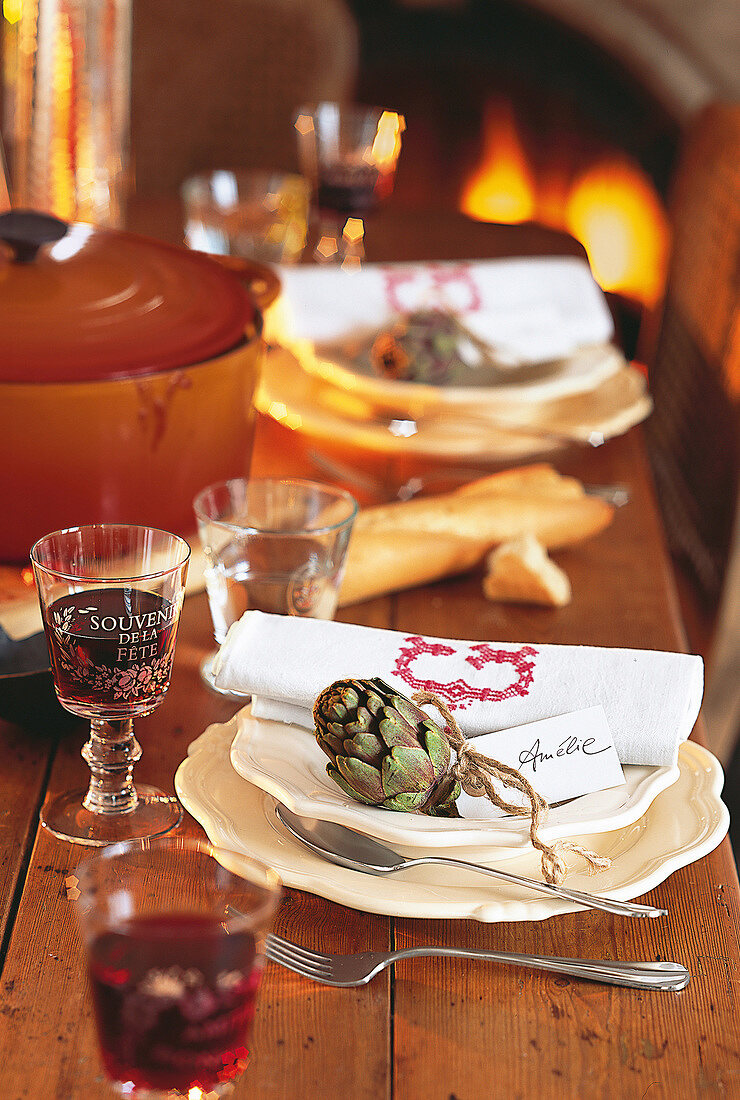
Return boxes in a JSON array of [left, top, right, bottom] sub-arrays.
[[348, 0, 682, 351]]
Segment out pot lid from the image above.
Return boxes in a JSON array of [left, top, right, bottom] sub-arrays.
[[0, 210, 257, 383]]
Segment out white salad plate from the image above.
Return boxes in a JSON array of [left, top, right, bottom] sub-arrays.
[[226, 705, 680, 856], [175, 719, 729, 923], [302, 341, 627, 410], [257, 346, 653, 462]]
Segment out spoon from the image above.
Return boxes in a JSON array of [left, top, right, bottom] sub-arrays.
[[275, 805, 666, 919]]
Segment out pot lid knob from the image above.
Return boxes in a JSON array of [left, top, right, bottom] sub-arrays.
[[0, 209, 69, 262]]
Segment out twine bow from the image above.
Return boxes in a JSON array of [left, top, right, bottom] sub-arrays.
[[411, 690, 611, 886]]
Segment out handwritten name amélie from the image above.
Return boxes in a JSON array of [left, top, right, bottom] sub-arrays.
[[519, 735, 611, 773]]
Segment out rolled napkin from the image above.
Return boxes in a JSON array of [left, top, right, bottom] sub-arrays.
[[274, 257, 614, 364], [214, 611, 704, 767]]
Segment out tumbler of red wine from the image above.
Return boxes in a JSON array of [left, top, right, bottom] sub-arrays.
[[295, 101, 404, 264], [31, 524, 190, 846], [76, 836, 281, 1098]]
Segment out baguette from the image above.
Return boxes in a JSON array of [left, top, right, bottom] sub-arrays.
[[338, 464, 612, 606]]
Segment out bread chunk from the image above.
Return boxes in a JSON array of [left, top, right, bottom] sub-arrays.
[[483, 534, 571, 607]]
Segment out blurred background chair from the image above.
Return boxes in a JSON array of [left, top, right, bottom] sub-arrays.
[[641, 102, 740, 767], [130, 0, 358, 196]]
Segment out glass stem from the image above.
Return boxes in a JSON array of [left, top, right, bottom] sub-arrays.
[[81, 719, 141, 815]]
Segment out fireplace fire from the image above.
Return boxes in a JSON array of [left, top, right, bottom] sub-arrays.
[[459, 99, 669, 307], [351, 0, 681, 335]]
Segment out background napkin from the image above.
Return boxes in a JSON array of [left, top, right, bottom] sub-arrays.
[[214, 612, 703, 767], [274, 257, 615, 365]]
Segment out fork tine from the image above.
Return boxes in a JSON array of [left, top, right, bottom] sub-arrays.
[[265, 936, 333, 977], [267, 934, 334, 966], [265, 949, 331, 980], [265, 945, 323, 979]]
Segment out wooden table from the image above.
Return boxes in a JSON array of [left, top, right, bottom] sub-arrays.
[[0, 208, 738, 1099]]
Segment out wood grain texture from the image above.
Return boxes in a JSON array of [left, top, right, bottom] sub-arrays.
[[0, 209, 737, 1099]]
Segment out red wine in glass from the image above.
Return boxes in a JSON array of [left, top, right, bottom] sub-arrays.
[[41, 587, 178, 720], [316, 162, 382, 218], [89, 913, 261, 1094]]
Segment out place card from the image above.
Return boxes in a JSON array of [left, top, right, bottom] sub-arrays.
[[456, 705, 626, 815]]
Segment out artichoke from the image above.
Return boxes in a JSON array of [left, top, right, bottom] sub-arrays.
[[313, 677, 460, 816]]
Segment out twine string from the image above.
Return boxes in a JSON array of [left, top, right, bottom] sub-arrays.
[[411, 690, 611, 886]]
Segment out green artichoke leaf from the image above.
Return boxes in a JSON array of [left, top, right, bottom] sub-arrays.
[[378, 711, 424, 750], [327, 765, 378, 806], [381, 745, 435, 797], [344, 705, 373, 737], [335, 755, 385, 802], [365, 689, 384, 715], [342, 730, 384, 764], [381, 789, 431, 812], [316, 733, 343, 761], [391, 694, 430, 728], [317, 725, 345, 756], [427, 796, 461, 818], [422, 723, 452, 773], [426, 774, 461, 816], [325, 684, 359, 721]]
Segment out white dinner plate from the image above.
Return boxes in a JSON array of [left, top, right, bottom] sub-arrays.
[[302, 342, 626, 409], [175, 720, 728, 923], [257, 346, 652, 461], [227, 705, 679, 855]]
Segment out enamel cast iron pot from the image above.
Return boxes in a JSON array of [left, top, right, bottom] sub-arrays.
[[0, 210, 278, 562]]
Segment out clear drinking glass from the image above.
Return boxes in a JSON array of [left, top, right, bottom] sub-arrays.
[[31, 524, 190, 846], [76, 836, 281, 1098], [193, 477, 357, 691], [181, 170, 310, 264], [294, 101, 404, 264]]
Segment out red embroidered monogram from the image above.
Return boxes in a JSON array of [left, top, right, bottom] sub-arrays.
[[382, 263, 482, 314], [393, 636, 538, 710]]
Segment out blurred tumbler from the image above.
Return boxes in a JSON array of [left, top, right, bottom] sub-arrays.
[[3, 0, 131, 227]]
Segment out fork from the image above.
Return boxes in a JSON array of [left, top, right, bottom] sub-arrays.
[[307, 449, 631, 506], [264, 933, 690, 991]]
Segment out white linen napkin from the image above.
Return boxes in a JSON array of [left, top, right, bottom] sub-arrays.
[[214, 611, 703, 767], [274, 257, 615, 365]]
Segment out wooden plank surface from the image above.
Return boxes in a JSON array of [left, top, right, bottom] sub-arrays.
[[0, 205, 737, 1098], [1, 423, 738, 1099]]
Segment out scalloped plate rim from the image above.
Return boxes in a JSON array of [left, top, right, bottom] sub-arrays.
[[227, 705, 681, 853], [175, 722, 729, 923]]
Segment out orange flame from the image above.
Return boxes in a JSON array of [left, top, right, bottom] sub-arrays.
[[459, 102, 669, 306], [460, 101, 535, 224], [564, 158, 669, 305]]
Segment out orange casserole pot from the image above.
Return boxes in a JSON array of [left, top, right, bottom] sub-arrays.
[[0, 210, 279, 561]]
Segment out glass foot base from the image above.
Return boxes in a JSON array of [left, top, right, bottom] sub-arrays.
[[112, 1081, 237, 1098], [40, 786, 183, 846], [199, 652, 250, 701]]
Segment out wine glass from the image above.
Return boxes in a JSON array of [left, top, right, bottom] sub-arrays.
[[31, 524, 190, 846], [76, 836, 281, 1098], [294, 101, 404, 265]]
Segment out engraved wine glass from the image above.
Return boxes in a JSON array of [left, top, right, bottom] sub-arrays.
[[31, 524, 190, 846], [76, 837, 281, 1098]]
